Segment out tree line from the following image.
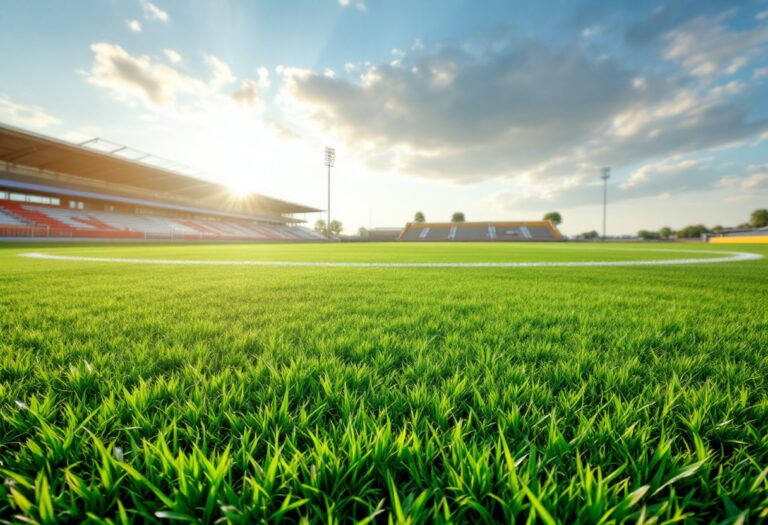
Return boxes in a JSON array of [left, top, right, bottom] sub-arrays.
[[636, 209, 767, 240], [411, 211, 563, 225], [314, 219, 343, 236], [413, 211, 466, 223]]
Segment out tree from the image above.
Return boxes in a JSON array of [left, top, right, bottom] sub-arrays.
[[581, 230, 599, 240], [750, 209, 768, 228], [712, 225, 724, 233], [543, 211, 562, 226], [329, 220, 343, 235], [451, 212, 465, 222], [357, 227, 368, 238], [638, 230, 660, 240], [659, 226, 674, 239], [314, 219, 327, 234], [676, 224, 708, 239], [414, 211, 426, 223]]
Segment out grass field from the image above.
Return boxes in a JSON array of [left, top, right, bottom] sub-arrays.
[[1, 242, 767, 523]]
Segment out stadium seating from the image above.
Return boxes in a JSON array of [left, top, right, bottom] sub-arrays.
[[1, 202, 71, 230], [0, 201, 325, 241], [399, 221, 563, 242], [0, 208, 27, 226], [424, 226, 451, 241], [709, 226, 768, 244], [453, 226, 492, 241]]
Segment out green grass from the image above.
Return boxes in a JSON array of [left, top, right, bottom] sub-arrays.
[[1, 242, 767, 524]]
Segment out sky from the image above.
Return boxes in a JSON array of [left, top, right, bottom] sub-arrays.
[[1, 0, 767, 236]]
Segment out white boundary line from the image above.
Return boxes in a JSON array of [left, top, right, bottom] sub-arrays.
[[19, 249, 763, 268]]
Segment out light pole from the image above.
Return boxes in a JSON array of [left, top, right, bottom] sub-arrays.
[[600, 167, 610, 241], [324, 147, 335, 240]]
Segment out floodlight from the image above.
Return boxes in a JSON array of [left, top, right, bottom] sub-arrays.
[[600, 167, 610, 241], [324, 147, 336, 239], [324, 147, 336, 168]]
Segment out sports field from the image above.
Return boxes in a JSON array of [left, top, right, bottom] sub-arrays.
[[1, 242, 767, 523]]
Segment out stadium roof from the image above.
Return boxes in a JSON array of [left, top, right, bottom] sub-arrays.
[[0, 122, 320, 215]]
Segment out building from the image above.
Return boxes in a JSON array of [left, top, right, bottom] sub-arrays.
[[708, 227, 768, 244], [0, 123, 324, 241], [364, 227, 403, 241], [399, 221, 563, 241]]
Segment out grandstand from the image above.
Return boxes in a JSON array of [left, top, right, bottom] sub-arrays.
[[399, 221, 563, 242], [363, 227, 403, 241], [0, 123, 324, 241], [708, 227, 768, 244]]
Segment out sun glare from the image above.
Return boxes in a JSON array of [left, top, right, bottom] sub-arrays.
[[227, 181, 253, 198], [159, 107, 321, 203]]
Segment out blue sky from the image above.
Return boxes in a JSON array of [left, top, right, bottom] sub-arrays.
[[1, 0, 767, 235]]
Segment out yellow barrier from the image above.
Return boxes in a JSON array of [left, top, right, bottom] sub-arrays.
[[709, 235, 768, 244]]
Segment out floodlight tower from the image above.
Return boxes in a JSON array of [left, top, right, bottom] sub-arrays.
[[600, 167, 611, 241], [324, 147, 336, 240]]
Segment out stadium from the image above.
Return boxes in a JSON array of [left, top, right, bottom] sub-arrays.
[[2, 2, 768, 524], [0, 124, 573, 245], [0, 124, 325, 241], [1, 122, 766, 524]]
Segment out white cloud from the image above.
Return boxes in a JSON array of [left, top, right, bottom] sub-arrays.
[[739, 173, 768, 190], [230, 80, 262, 108], [257, 67, 271, 89], [663, 16, 768, 78], [275, 65, 313, 80], [757, 11, 768, 21], [86, 43, 205, 107], [582, 26, 600, 38], [0, 94, 60, 129], [338, 0, 366, 12], [620, 158, 709, 190], [283, 42, 768, 184], [127, 20, 142, 32], [709, 80, 744, 97], [81, 44, 314, 198], [412, 39, 424, 51], [227, 69, 270, 108], [344, 62, 357, 73], [163, 49, 182, 64], [493, 156, 765, 213], [719, 164, 768, 191], [141, 0, 169, 22], [86, 42, 272, 118], [205, 54, 236, 90]]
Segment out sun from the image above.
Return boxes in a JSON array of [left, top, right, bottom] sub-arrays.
[[226, 180, 253, 198], [155, 105, 323, 203]]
